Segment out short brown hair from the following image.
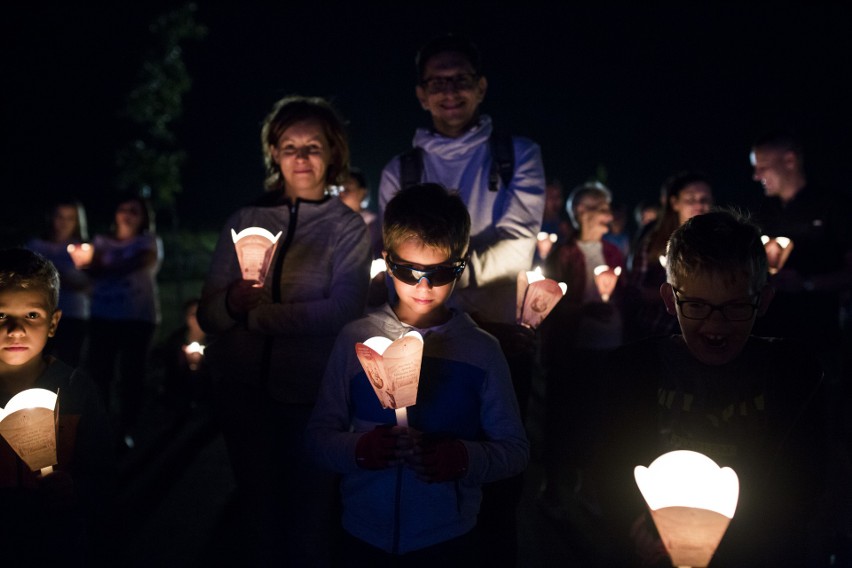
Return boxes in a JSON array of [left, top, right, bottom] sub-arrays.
[[383, 183, 470, 260], [666, 209, 768, 292], [261, 95, 350, 192], [0, 248, 60, 313]]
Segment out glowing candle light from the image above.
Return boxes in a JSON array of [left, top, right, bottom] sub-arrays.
[[761, 235, 794, 275], [66, 243, 94, 269], [593, 265, 622, 302], [634, 450, 739, 568]]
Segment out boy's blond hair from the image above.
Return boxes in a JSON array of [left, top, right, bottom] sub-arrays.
[[383, 183, 470, 260], [0, 248, 60, 313]]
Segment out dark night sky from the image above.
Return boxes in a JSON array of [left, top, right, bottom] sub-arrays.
[[5, 2, 852, 240]]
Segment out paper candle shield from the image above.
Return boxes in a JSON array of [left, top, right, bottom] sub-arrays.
[[0, 388, 59, 472], [516, 269, 567, 329], [593, 264, 622, 302], [761, 235, 794, 275], [231, 227, 283, 287], [355, 331, 423, 410], [634, 450, 739, 568], [66, 243, 94, 269]]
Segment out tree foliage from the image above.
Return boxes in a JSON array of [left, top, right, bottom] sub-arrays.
[[115, 2, 206, 207]]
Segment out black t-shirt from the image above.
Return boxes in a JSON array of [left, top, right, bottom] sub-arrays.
[[591, 336, 826, 566]]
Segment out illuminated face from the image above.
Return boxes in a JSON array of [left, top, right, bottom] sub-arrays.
[[416, 51, 487, 138], [271, 120, 332, 200], [0, 288, 61, 373], [52, 205, 79, 242], [750, 148, 789, 198], [661, 272, 769, 365], [671, 182, 713, 226], [575, 194, 613, 241], [386, 239, 458, 328]]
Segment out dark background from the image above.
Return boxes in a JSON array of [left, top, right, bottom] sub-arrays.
[[5, 2, 852, 239]]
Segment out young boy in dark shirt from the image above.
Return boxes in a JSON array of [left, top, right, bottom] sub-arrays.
[[590, 210, 826, 566], [0, 248, 113, 563]]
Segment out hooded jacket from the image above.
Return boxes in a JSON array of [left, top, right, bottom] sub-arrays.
[[198, 194, 370, 403], [306, 304, 529, 553], [379, 116, 546, 324]]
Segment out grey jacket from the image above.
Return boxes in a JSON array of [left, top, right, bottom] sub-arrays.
[[198, 194, 371, 403]]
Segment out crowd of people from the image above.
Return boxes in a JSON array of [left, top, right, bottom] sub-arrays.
[[2, 32, 852, 566]]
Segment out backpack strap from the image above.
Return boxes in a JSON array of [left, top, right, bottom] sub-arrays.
[[401, 130, 514, 192], [399, 147, 423, 190], [488, 129, 515, 192]]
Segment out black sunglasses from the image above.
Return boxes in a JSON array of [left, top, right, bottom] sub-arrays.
[[385, 256, 466, 287]]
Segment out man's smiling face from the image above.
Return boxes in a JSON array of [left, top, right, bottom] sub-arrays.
[[416, 51, 487, 138]]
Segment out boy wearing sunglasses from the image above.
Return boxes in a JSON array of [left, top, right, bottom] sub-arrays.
[[307, 183, 529, 563], [585, 210, 827, 565]]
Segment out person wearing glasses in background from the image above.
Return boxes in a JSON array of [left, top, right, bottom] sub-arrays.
[[307, 183, 528, 565], [584, 210, 828, 566], [378, 34, 545, 564]]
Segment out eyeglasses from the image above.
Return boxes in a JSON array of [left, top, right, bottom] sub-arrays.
[[385, 256, 466, 287], [672, 287, 759, 321], [420, 73, 479, 94]]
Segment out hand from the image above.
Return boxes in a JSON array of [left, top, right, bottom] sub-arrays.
[[226, 279, 266, 318], [404, 433, 468, 483], [355, 425, 412, 470]]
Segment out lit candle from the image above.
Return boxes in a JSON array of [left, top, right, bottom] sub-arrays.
[[593, 265, 622, 302], [761, 235, 794, 275], [66, 243, 94, 269], [395, 407, 408, 428], [635, 450, 739, 568]]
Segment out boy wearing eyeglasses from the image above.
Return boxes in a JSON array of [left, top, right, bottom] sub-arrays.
[[585, 210, 827, 566], [307, 183, 529, 563]]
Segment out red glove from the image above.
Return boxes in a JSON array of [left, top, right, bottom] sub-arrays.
[[408, 437, 468, 483], [355, 425, 399, 470]]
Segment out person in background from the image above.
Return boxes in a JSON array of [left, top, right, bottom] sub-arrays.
[[749, 132, 852, 370], [150, 298, 210, 417], [633, 198, 660, 232], [625, 171, 713, 343], [86, 193, 162, 451], [339, 167, 382, 259], [750, 132, 852, 553], [538, 181, 625, 519], [26, 200, 91, 367], [602, 201, 631, 258], [198, 95, 370, 566], [535, 178, 573, 265]]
